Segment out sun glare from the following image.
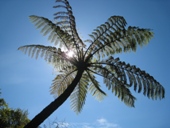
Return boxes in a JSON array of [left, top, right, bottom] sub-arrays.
[[67, 51, 74, 57]]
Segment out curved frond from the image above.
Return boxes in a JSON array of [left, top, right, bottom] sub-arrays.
[[89, 62, 136, 107], [90, 56, 164, 102], [108, 57, 164, 100], [54, 0, 86, 50], [70, 73, 89, 113], [86, 70, 106, 101], [85, 16, 153, 61], [18, 45, 75, 71], [50, 69, 77, 97], [18, 45, 58, 60], [29, 15, 74, 50]]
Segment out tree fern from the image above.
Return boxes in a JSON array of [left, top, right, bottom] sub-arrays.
[[18, 0, 165, 127]]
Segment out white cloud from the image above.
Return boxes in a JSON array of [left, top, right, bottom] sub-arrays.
[[96, 118, 120, 128], [54, 122, 70, 128], [97, 118, 107, 125], [59, 118, 121, 128]]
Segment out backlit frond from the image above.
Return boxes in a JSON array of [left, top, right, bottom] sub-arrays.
[[86, 70, 106, 101], [18, 45, 74, 71], [54, 0, 86, 49], [89, 63, 136, 106], [18, 45, 57, 60], [91, 57, 164, 101], [85, 16, 153, 61], [113, 84, 136, 107], [108, 57, 164, 100], [70, 73, 89, 113], [29, 15, 73, 49], [50, 69, 77, 97]]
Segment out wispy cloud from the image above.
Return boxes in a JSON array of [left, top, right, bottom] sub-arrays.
[[96, 118, 120, 128], [52, 118, 121, 128], [53, 122, 69, 128]]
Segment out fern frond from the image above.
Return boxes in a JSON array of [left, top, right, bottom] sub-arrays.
[[29, 15, 73, 50], [88, 63, 136, 107], [85, 16, 153, 61], [50, 69, 77, 97], [54, 0, 85, 50], [70, 73, 89, 113], [86, 70, 106, 101], [85, 16, 127, 59], [88, 56, 164, 106], [113, 84, 136, 107], [18, 45, 75, 71], [94, 56, 165, 100], [18, 45, 57, 60]]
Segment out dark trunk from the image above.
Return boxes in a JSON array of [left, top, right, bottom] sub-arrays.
[[24, 70, 84, 128]]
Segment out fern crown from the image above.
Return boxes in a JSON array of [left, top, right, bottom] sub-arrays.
[[18, 0, 164, 113]]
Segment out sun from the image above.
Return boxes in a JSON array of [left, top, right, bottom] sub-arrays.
[[67, 51, 74, 57]]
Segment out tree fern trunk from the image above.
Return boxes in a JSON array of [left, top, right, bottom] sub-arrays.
[[24, 70, 84, 128]]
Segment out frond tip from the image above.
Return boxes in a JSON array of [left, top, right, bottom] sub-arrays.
[[103, 56, 165, 101]]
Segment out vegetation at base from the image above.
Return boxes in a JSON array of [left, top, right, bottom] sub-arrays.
[[0, 90, 30, 128]]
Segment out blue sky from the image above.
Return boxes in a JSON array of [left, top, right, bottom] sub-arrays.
[[0, 0, 170, 128]]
